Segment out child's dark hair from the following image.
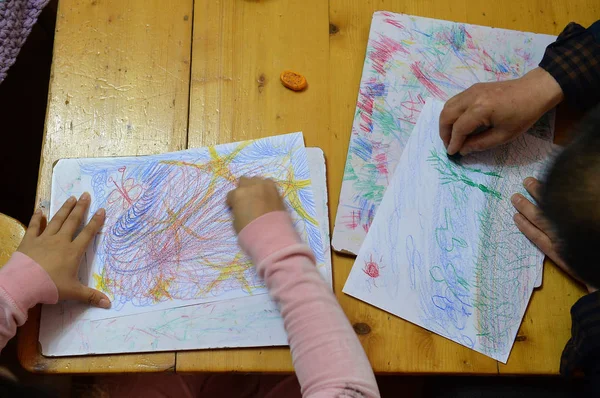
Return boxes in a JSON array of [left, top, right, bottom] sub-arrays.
[[541, 104, 600, 288]]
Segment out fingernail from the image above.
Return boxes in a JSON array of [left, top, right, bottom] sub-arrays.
[[99, 298, 111, 309], [35, 209, 42, 215], [67, 196, 76, 203], [511, 194, 521, 204], [524, 178, 534, 187], [95, 208, 105, 217], [80, 192, 90, 201]]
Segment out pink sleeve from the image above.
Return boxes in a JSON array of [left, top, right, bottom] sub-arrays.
[[239, 211, 380, 398], [0, 252, 59, 351]]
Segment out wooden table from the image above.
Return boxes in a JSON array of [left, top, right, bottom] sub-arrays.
[[19, 0, 599, 375]]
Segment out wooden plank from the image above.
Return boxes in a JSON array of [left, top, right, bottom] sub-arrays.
[[329, 0, 599, 374], [0, 214, 25, 267], [19, 0, 193, 373], [177, 0, 330, 372]]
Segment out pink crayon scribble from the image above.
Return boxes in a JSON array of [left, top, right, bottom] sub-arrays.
[[374, 153, 389, 176], [344, 210, 360, 230], [107, 166, 143, 210], [370, 36, 407, 75], [383, 18, 404, 29], [410, 62, 448, 99]]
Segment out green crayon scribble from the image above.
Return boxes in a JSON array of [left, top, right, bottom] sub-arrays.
[[427, 148, 502, 199]]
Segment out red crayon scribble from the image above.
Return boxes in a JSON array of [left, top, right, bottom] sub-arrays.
[[107, 166, 143, 209], [356, 78, 376, 134], [410, 62, 447, 99], [345, 210, 360, 230], [363, 254, 385, 290], [465, 30, 476, 49], [400, 92, 426, 123], [363, 255, 381, 278]]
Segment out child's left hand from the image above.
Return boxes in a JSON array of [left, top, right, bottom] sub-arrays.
[[17, 193, 112, 308]]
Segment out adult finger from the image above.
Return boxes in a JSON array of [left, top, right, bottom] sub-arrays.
[[24, 210, 44, 239], [523, 177, 542, 203], [511, 193, 553, 233], [74, 208, 105, 250], [439, 94, 469, 147], [460, 128, 510, 155], [446, 107, 489, 155], [60, 192, 91, 237], [45, 196, 77, 235]]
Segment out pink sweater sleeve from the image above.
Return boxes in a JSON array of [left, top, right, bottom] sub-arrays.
[[0, 252, 59, 351], [238, 211, 380, 398]]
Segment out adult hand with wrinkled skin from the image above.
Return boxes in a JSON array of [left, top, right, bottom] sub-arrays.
[[440, 67, 564, 156]]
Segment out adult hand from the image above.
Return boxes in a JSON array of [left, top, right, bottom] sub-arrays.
[[440, 67, 564, 155], [227, 177, 286, 234], [512, 177, 597, 294], [17, 193, 112, 308]]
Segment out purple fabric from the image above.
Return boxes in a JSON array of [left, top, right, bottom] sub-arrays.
[[0, 0, 50, 83]]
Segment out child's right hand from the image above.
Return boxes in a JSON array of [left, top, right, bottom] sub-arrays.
[[512, 177, 597, 294], [17, 193, 112, 309], [227, 177, 286, 234]]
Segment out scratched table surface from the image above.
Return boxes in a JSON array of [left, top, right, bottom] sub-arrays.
[[20, 0, 599, 374]]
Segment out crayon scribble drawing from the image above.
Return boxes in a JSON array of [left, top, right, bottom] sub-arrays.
[[50, 133, 324, 321], [343, 101, 554, 362], [40, 148, 330, 356], [332, 11, 556, 254]]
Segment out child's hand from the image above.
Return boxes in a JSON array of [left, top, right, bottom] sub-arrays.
[[227, 177, 286, 234], [512, 177, 597, 294], [17, 193, 112, 308]]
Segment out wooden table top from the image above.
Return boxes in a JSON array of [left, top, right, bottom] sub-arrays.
[[20, 0, 599, 374]]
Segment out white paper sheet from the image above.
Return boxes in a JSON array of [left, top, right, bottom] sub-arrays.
[[343, 101, 554, 363], [332, 11, 556, 255], [40, 148, 330, 356], [48, 133, 325, 321]]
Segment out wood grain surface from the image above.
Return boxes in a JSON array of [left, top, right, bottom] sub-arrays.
[[21, 0, 600, 374]]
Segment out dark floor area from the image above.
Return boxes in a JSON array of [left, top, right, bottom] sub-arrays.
[[0, 3, 589, 398]]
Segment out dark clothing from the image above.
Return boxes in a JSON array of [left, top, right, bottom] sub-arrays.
[[561, 292, 600, 394], [540, 21, 600, 394], [539, 20, 600, 110]]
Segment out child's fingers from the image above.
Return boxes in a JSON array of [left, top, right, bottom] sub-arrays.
[[45, 196, 77, 235], [513, 213, 556, 260], [226, 190, 237, 208], [510, 193, 553, 234], [75, 284, 111, 309], [24, 210, 44, 239], [74, 208, 105, 250], [59, 193, 91, 237], [523, 177, 542, 203]]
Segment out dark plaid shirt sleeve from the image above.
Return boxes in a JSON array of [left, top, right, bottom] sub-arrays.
[[539, 20, 600, 110], [561, 291, 600, 394]]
